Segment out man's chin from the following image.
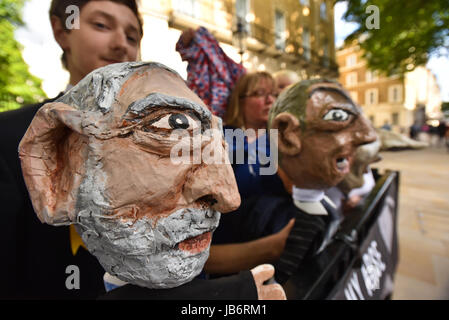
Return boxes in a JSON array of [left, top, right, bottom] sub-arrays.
[[314, 172, 346, 190], [76, 206, 220, 289], [102, 245, 210, 289]]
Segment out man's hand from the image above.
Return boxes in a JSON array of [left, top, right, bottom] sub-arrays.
[[204, 218, 295, 274], [180, 28, 196, 47], [342, 195, 362, 215], [251, 264, 286, 300]]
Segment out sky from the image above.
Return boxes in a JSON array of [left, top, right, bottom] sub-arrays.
[[14, 0, 449, 101], [15, 0, 69, 97], [334, 1, 359, 48]]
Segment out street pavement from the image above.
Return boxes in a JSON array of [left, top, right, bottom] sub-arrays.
[[373, 146, 449, 299]]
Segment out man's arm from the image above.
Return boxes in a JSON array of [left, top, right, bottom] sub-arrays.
[[204, 219, 295, 274], [100, 264, 285, 300]]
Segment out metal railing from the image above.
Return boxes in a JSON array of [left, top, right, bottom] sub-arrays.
[[170, 1, 339, 75], [283, 170, 400, 300], [249, 22, 339, 74]]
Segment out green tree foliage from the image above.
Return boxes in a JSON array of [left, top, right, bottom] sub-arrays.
[[442, 102, 449, 112], [0, 0, 46, 112], [336, 0, 449, 75]]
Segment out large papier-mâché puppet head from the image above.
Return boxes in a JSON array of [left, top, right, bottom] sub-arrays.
[[269, 79, 378, 190], [19, 61, 241, 289]]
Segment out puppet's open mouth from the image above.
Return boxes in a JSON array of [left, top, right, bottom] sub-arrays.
[[178, 231, 212, 254], [336, 157, 350, 174]]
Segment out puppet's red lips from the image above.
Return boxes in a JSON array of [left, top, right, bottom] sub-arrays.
[[178, 232, 212, 254]]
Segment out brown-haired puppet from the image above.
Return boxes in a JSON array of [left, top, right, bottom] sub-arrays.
[[330, 138, 382, 215], [19, 61, 285, 300], [328, 126, 427, 215], [267, 79, 377, 284]]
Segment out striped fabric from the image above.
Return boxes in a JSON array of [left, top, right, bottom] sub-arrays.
[[275, 210, 327, 284]]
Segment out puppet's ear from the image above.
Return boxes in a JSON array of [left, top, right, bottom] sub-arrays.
[[19, 102, 86, 225], [270, 112, 301, 156]]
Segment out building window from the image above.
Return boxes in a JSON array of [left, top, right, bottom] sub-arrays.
[[274, 9, 286, 51], [366, 70, 378, 83], [393, 87, 399, 102], [236, 0, 251, 34], [320, 2, 327, 20], [303, 28, 311, 61], [349, 91, 358, 103], [300, 0, 310, 6], [392, 112, 399, 125], [346, 72, 357, 87], [389, 84, 403, 103], [369, 115, 375, 124], [173, 0, 199, 18], [365, 88, 378, 105], [346, 54, 356, 67], [322, 38, 329, 67]]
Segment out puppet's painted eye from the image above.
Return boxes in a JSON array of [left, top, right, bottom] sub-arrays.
[[149, 113, 200, 130], [323, 109, 350, 122]]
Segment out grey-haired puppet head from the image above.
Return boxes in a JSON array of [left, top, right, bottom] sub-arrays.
[[19, 61, 240, 289]]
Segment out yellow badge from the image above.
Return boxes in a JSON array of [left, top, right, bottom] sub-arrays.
[[69, 225, 87, 256]]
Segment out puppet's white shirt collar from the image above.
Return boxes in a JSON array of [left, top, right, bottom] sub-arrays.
[[292, 186, 336, 216]]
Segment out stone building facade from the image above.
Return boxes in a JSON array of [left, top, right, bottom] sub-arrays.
[[138, 0, 338, 81], [337, 42, 441, 133]]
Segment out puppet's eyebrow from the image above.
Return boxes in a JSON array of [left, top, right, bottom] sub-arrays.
[[122, 92, 212, 123], [309, 87, 359, 114]]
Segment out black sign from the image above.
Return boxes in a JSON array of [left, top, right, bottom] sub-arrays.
[[283, 170, 399, 300], [328, 183, 399, 300]]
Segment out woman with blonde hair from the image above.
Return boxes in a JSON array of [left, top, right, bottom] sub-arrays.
[[205, 71, 294, 278], [224, 71, 276, 133], [221, 71, 284, 199]]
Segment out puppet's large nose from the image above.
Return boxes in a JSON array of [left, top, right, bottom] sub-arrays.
[[183, 134, 241, 214], [352, 114, 378, 147]]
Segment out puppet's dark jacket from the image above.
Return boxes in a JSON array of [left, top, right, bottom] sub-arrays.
[[0, 98, 259, 300]]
